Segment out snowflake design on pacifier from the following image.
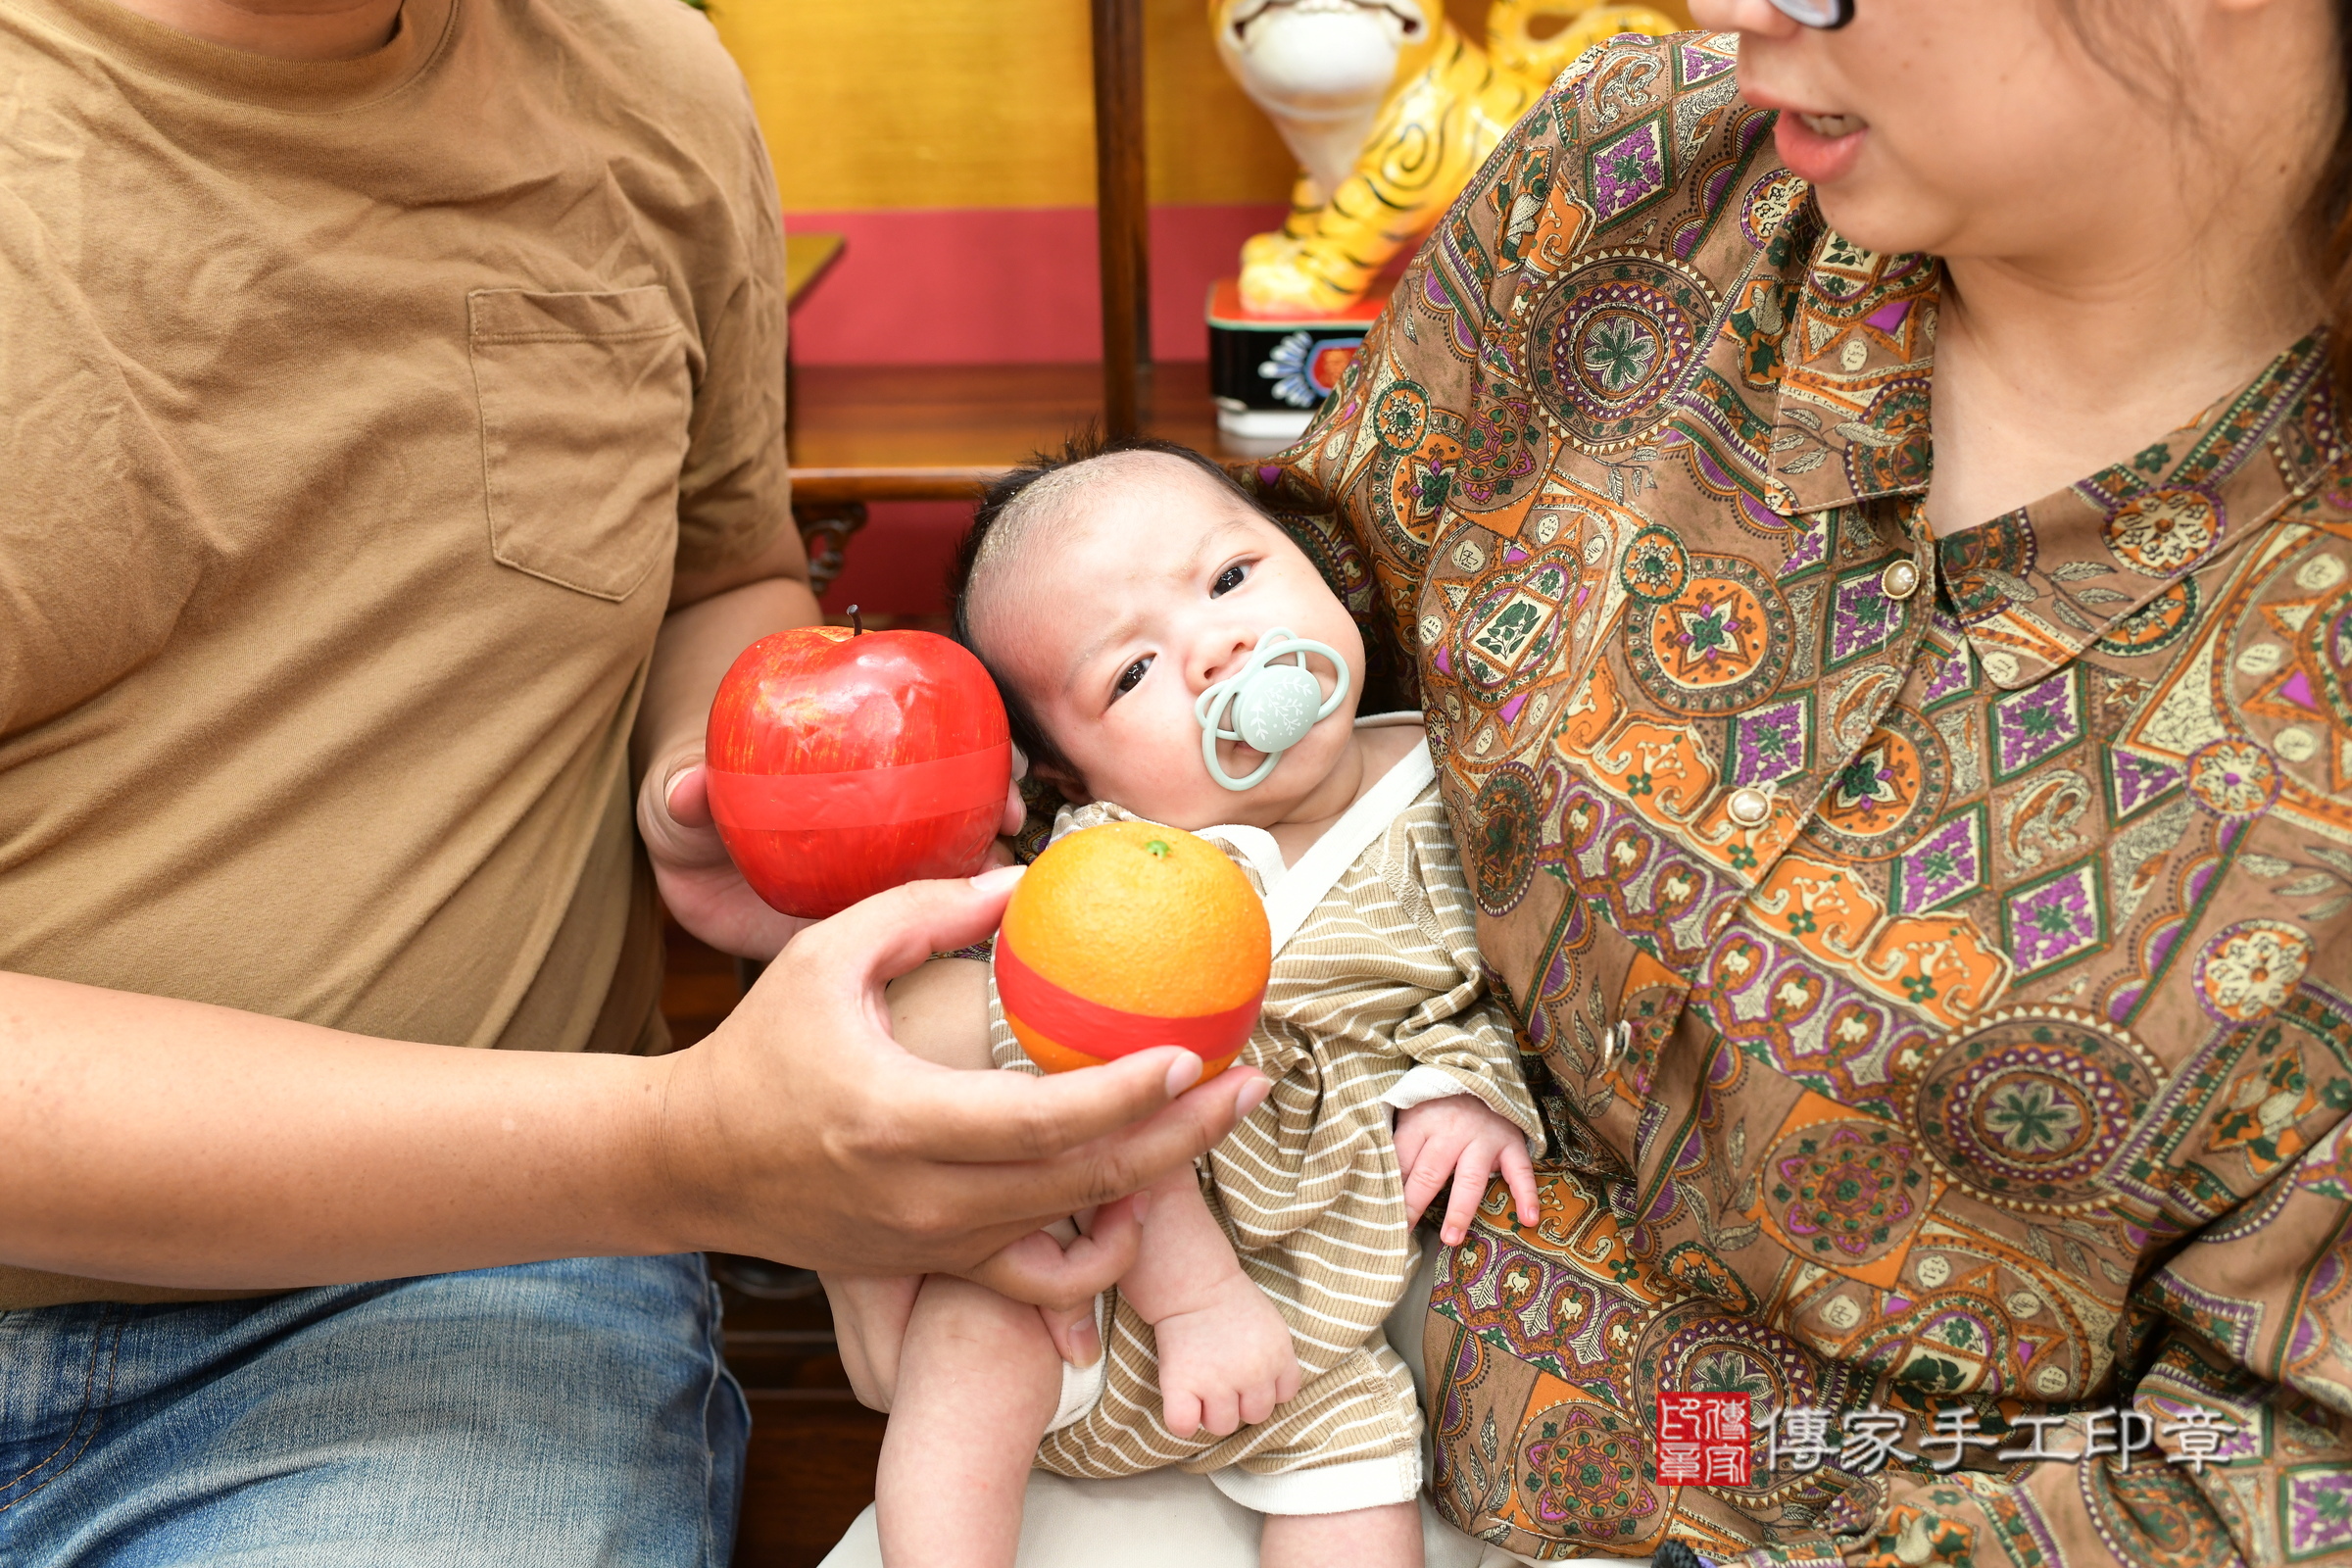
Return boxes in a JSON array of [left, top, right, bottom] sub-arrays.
[[1194, 627, 1351, 791]]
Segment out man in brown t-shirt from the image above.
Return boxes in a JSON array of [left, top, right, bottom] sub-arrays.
[[0, 0, 1269, 1555]]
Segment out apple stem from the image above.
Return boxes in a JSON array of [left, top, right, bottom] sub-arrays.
[[849, 605, 864, 637]]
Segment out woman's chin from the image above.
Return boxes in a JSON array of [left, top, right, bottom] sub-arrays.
[[1772, 128, 1957, 262], [1804, 191, 1950, 271]]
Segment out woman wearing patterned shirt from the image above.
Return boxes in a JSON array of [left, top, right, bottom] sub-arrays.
[[1243, 2, 2352, 1564]]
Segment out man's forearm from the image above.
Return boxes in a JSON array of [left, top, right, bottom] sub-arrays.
[[629, 566, 826, 957], [0, 880, 1267, 1294], [0, 969, 686, 1288], [634, 573, 820, 782]]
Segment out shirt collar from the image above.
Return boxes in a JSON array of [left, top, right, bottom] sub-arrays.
[[1939, 335, 2340, 689], [1746, 203, 2343, 689], [1760, 206, 1940, 518]]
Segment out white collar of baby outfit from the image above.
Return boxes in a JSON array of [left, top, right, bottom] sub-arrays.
[[1044, 712, 1434, 957], [1214, 711, 1433, 956]]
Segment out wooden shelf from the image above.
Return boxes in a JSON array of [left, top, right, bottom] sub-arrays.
[[737, 1393, 886, 1566], [784, 232, 845, 310], [788, 361, 1268, 508]]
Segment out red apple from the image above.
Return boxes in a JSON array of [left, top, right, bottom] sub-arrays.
[[706, 626, 1010, 918]]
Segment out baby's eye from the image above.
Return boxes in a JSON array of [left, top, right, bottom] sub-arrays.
[[1211, 563, 1250, 597], [1113, 655, 1153, 698]]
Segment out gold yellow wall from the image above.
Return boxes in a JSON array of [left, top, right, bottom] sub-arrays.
[[715, 0, 1293, 211], [715, 0, 1693, 213]]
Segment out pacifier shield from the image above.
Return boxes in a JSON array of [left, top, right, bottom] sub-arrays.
[[1195, 626, 1352, 791], [1234, 663, 1326, 753]]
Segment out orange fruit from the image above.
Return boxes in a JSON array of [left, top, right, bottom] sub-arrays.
[[995, 821, 1271, 1079]]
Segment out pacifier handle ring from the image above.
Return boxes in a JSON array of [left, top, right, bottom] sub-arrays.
[[1300, 642, 1350, 721], [1193, 681, 1243, 744], [1194, 625, 1349, 792]]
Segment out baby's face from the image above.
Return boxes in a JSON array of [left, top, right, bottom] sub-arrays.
[[979, 460, 1365, 830]]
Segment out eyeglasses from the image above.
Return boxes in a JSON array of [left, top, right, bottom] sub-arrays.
[[1771, 0, 1854, 25]]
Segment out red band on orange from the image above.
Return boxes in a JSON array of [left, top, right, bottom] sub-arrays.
[[708, 743, 1010, 831], [994, 939, 1261, 1061]]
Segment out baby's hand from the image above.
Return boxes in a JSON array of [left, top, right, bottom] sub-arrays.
[[1152, 1271, 1300, 1439], [1395, 1093, 1540, 1246]]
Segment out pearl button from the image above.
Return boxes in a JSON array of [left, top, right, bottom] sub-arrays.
[[1727, 787, 1772, 827], [1881, 559, 1922, 600]]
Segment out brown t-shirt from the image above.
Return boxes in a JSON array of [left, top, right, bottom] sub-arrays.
[[0, 0, 787, 1305]]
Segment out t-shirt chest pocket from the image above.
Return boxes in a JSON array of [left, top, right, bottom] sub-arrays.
[[466, 287, 693, 601]]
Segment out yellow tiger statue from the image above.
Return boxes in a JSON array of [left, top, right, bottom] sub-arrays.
[[1213, 0, 1684, 317]]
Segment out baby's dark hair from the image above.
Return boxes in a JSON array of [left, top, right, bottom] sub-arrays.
[[950, 430, 1272, 782]]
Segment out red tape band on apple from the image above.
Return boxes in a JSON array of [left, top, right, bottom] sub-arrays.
[[706, 742, 1010, 831], [994, 939, 1261, 1062]]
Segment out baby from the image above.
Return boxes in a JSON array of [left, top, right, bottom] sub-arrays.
[[825, 437, 1543, 1568]]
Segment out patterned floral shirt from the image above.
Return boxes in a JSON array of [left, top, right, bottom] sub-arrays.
[[1248, 29, 2352, 1568]]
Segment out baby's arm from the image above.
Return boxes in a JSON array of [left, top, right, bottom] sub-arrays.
[[1394, 1092, 1541, 1245], [1383, 813, 1548, 1245], [1387, 989, 1546, 1247], [1117, 1163, 1301, 1439]]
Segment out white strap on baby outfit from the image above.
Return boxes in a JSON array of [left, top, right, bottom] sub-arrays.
[[1258, 717, 1436, 954]]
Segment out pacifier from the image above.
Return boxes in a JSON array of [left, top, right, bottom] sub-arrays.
[[1194, 627, 1351, 791]]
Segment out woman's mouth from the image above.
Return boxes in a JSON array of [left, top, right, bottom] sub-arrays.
[[1774, 107, 1869, 184]]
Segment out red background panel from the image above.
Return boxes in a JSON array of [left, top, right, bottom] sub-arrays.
[[816, 501, 972, 618], [791, 204, 1288, 616], [783, 203, 1287, 366]]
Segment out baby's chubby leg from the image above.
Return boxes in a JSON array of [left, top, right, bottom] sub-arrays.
[[830, 954, 1124, 1379], [885, 956, 997, 1070], [875, 1272, 1064, 1568], [821, 958, 998, 1411], [1260, 1502, 1424, 1568], [851, 960, 1068, 1566]]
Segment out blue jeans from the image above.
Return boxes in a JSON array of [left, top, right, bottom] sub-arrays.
[[0, 1253, 748, 1566]]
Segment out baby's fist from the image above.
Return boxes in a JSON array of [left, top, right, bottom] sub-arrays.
[[1152, 1272, 1299, 1439]]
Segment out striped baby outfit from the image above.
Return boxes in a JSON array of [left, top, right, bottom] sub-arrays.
[[988, 714, 1541, 1515]]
